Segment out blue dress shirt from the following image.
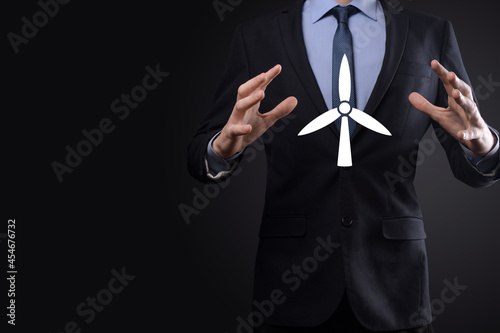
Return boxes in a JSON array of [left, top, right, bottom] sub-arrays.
[[302, 0, 385, 111], [205, 0, 499, 177]]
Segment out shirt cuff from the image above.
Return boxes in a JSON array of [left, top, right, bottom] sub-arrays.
[[459, 128, 499, 173], [205, 131, 243, 177]]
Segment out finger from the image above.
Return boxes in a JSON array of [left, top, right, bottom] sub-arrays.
[[447, 71, 473, 99], [409, 92, 443, 120], [227, 123, 252, 138], [261, 65, 282, 92], [237, 72, 267, 100], [236, 65, 281, 100], [431, 60, 454, 96], [232, 90, 265, 120], [263, 96, 298, 124], [451, 89, 476, 115]]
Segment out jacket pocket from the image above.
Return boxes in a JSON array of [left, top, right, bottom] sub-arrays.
[[259, 216, 306, 238], [382, 217, 427, 240]]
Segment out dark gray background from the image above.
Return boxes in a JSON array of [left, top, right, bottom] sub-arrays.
[[4, 0, 500, 332]]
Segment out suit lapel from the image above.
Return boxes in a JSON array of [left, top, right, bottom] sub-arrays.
[[351, 1, 409, 140], [278, 1, 330, 119], [279, 0, 409, 140]]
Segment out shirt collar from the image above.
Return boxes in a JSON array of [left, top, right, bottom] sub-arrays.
[[311, 0, 379, 24]]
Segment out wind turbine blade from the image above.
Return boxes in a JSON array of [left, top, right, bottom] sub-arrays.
[[298, 109, 341, 136], [339, 55, 351, 102], [349, 109, 392, 136], [337, 117, 352, 167]]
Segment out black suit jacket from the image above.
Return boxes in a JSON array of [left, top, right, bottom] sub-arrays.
[[188, 0, 500, 330]]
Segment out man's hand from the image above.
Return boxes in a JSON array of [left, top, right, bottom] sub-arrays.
[[213, 65, 298, 159], [409, 60, 496, 156]]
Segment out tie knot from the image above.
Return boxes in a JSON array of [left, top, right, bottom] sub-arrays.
[[332, 5, 360, 24]]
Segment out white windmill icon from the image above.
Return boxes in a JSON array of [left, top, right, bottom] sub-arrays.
[[298, 55, 392, 167]]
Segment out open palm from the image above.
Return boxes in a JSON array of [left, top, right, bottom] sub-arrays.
[[410, 60, 495, 156], [213, 65, 298, 159]]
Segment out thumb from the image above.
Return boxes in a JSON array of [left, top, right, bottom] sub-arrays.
[[265, 96, 298, 124], [409, 92, 438, 119]]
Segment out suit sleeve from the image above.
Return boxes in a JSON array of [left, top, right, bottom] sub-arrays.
[[432, 20, 500, 188], [187, 25, 250, 183]]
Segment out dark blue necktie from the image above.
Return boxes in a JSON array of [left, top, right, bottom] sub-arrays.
[[332, 5, 360, 135]]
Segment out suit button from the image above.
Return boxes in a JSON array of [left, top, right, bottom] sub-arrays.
[[341, 217, 353, 227]]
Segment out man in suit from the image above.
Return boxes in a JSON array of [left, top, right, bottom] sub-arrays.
[[188, 0, 500, 332]]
